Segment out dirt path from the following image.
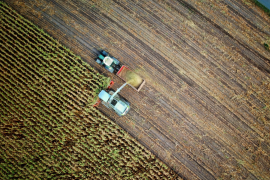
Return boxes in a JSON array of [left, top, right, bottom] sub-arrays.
[[3, 0, 270, 179]]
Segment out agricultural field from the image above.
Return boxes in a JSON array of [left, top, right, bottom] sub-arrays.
[[1, 0, 270, 180], [0, 2, 179, 179]]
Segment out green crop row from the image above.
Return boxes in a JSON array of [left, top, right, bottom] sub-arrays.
[[0, 1, 177, 180]]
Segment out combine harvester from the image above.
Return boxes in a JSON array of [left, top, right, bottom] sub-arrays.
[[94, 50, 145, 116]]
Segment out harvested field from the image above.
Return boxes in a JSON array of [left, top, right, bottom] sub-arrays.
[[1, 0, 270, 179], [0, 2, 178, 179]]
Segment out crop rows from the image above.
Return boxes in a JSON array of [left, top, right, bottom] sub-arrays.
[[0, 2, 178, 179]]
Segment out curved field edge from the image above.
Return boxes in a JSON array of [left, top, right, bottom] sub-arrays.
[[0, 2, 179, 179]]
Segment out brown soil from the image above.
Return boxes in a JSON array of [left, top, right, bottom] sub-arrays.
[[3, 0, 270, 179]]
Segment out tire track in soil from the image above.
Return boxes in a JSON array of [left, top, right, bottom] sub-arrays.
[[93, 0, 270, 178], [3, 0, 270, 179], [114, 0, 269, 134], [106, 0, 270, 168], [172, 0, 270, 69], [30, 1, 264, 180]]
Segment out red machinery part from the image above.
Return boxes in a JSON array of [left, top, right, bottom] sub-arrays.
[[93, 80, 114, 107]]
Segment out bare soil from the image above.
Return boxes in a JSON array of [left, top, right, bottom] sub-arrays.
[[3, 0, 270, 179]]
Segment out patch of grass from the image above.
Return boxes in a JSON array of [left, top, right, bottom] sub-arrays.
[[251, 0, 270, 16], [264, 43, 270, 51], [237, 159, 246, 165]]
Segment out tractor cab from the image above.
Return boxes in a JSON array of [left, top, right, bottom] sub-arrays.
[[95, 50, 121, 73]]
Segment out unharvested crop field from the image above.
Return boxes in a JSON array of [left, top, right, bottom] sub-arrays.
[[0, 2, 178, 179], [1, 0, 270, 179]]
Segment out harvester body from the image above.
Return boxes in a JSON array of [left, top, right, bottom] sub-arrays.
[[98, 83, 130, 116]]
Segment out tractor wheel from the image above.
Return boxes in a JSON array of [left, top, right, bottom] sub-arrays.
[[96, 59, 102, 64], [101, 50, 108, 56], [115, 65, 121, 72]]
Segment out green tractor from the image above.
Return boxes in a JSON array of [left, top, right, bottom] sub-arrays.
[[95, 50, 121, 73], [95, 50, 145, 116]]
